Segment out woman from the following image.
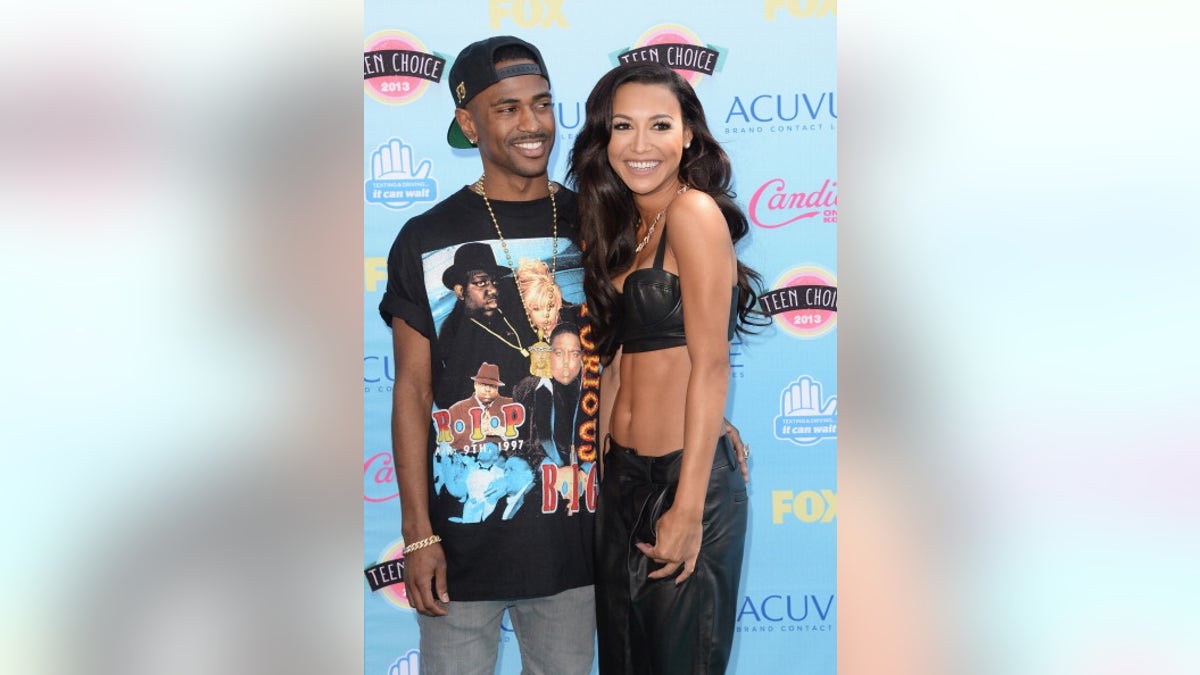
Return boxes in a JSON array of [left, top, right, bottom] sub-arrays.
[[569, 61, 763, 674], [515, 257, 566, 342]]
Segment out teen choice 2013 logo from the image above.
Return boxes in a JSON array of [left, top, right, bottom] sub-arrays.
[[760, 266, 838, 338], [364, 30, 447, 105], [611, 24, 727, 85], [363, 539, 411, 609]]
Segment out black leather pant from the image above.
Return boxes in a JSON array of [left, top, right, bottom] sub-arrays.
[[595, 435, 748, 674]]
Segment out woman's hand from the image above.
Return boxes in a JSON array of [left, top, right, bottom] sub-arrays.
[[724, 418, 750, 484], [636, 505, 703, 584]]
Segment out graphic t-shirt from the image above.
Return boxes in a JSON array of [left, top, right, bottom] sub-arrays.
[[379, 185, 598, 601]]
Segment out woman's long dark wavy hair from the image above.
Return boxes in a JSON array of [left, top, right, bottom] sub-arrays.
[[568, 61, 766, 358]]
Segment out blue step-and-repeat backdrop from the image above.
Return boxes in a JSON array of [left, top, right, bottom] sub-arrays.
[[363, 2, 836, 672]]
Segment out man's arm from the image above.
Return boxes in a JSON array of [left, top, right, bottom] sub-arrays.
[[391, 317, 449, 616]]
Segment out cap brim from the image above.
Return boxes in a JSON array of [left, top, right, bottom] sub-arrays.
[[447, 118, 476, 149]]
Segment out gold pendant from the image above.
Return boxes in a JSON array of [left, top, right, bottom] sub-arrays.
[[528, 341, 552, 378]]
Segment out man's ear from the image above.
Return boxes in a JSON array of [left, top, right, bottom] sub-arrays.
[[453, 284, 465, 300], [455, 108, 477, 145]]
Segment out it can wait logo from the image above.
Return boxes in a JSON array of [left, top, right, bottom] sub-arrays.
[[366, 138, 438, 210], [773, 374, 836, 447]]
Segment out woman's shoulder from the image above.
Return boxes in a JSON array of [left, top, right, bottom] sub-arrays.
[[668, 188, 727, 239], [673, 185, 718, 210]]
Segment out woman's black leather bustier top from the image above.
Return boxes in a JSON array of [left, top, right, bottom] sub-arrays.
[[617, 223, 738, 353]]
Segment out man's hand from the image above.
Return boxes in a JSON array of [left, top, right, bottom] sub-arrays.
[[403, 543, 449, 616]]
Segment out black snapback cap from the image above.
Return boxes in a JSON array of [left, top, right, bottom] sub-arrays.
[[446, 36, 551, 149]]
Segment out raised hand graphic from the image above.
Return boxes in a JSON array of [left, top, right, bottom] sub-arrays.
[[368, 138, 435, 209], [781, 375, 837, 416]]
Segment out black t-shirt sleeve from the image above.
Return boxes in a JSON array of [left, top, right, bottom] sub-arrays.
[[378, 222, 435, 339]]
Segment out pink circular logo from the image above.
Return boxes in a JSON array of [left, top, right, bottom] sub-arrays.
[[364, 30, 441, 106], [772, 266, 837, 338], [632, 25, 715, 85]]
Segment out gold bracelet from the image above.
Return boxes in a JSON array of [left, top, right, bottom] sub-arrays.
[[403, 535, 442, 554]]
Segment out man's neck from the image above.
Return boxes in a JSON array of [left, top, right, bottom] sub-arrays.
[[476, 170, 552, 202]]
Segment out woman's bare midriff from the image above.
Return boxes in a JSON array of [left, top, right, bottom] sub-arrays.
[[608, 345, 691, 456]]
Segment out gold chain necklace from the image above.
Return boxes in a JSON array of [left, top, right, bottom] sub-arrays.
[[473, 174, 558, 376], [473, 174, 558, 332], [634, 184, 689, 254]]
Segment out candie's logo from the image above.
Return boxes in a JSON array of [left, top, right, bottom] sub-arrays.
[[612, 25, 726, 85], [364, 31, 446, 105], [765, 0, 838, 20], [365, 450, 397, 501], [364, 540, 411, 609], [750, 178, 837, 229], [760, 266, 837, 338]]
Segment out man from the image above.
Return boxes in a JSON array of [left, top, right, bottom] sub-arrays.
[[513, 322, 585, 467], [436, 243, 532, 405], [446, 362, 516, 451], [379, 36, 596, 675]]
